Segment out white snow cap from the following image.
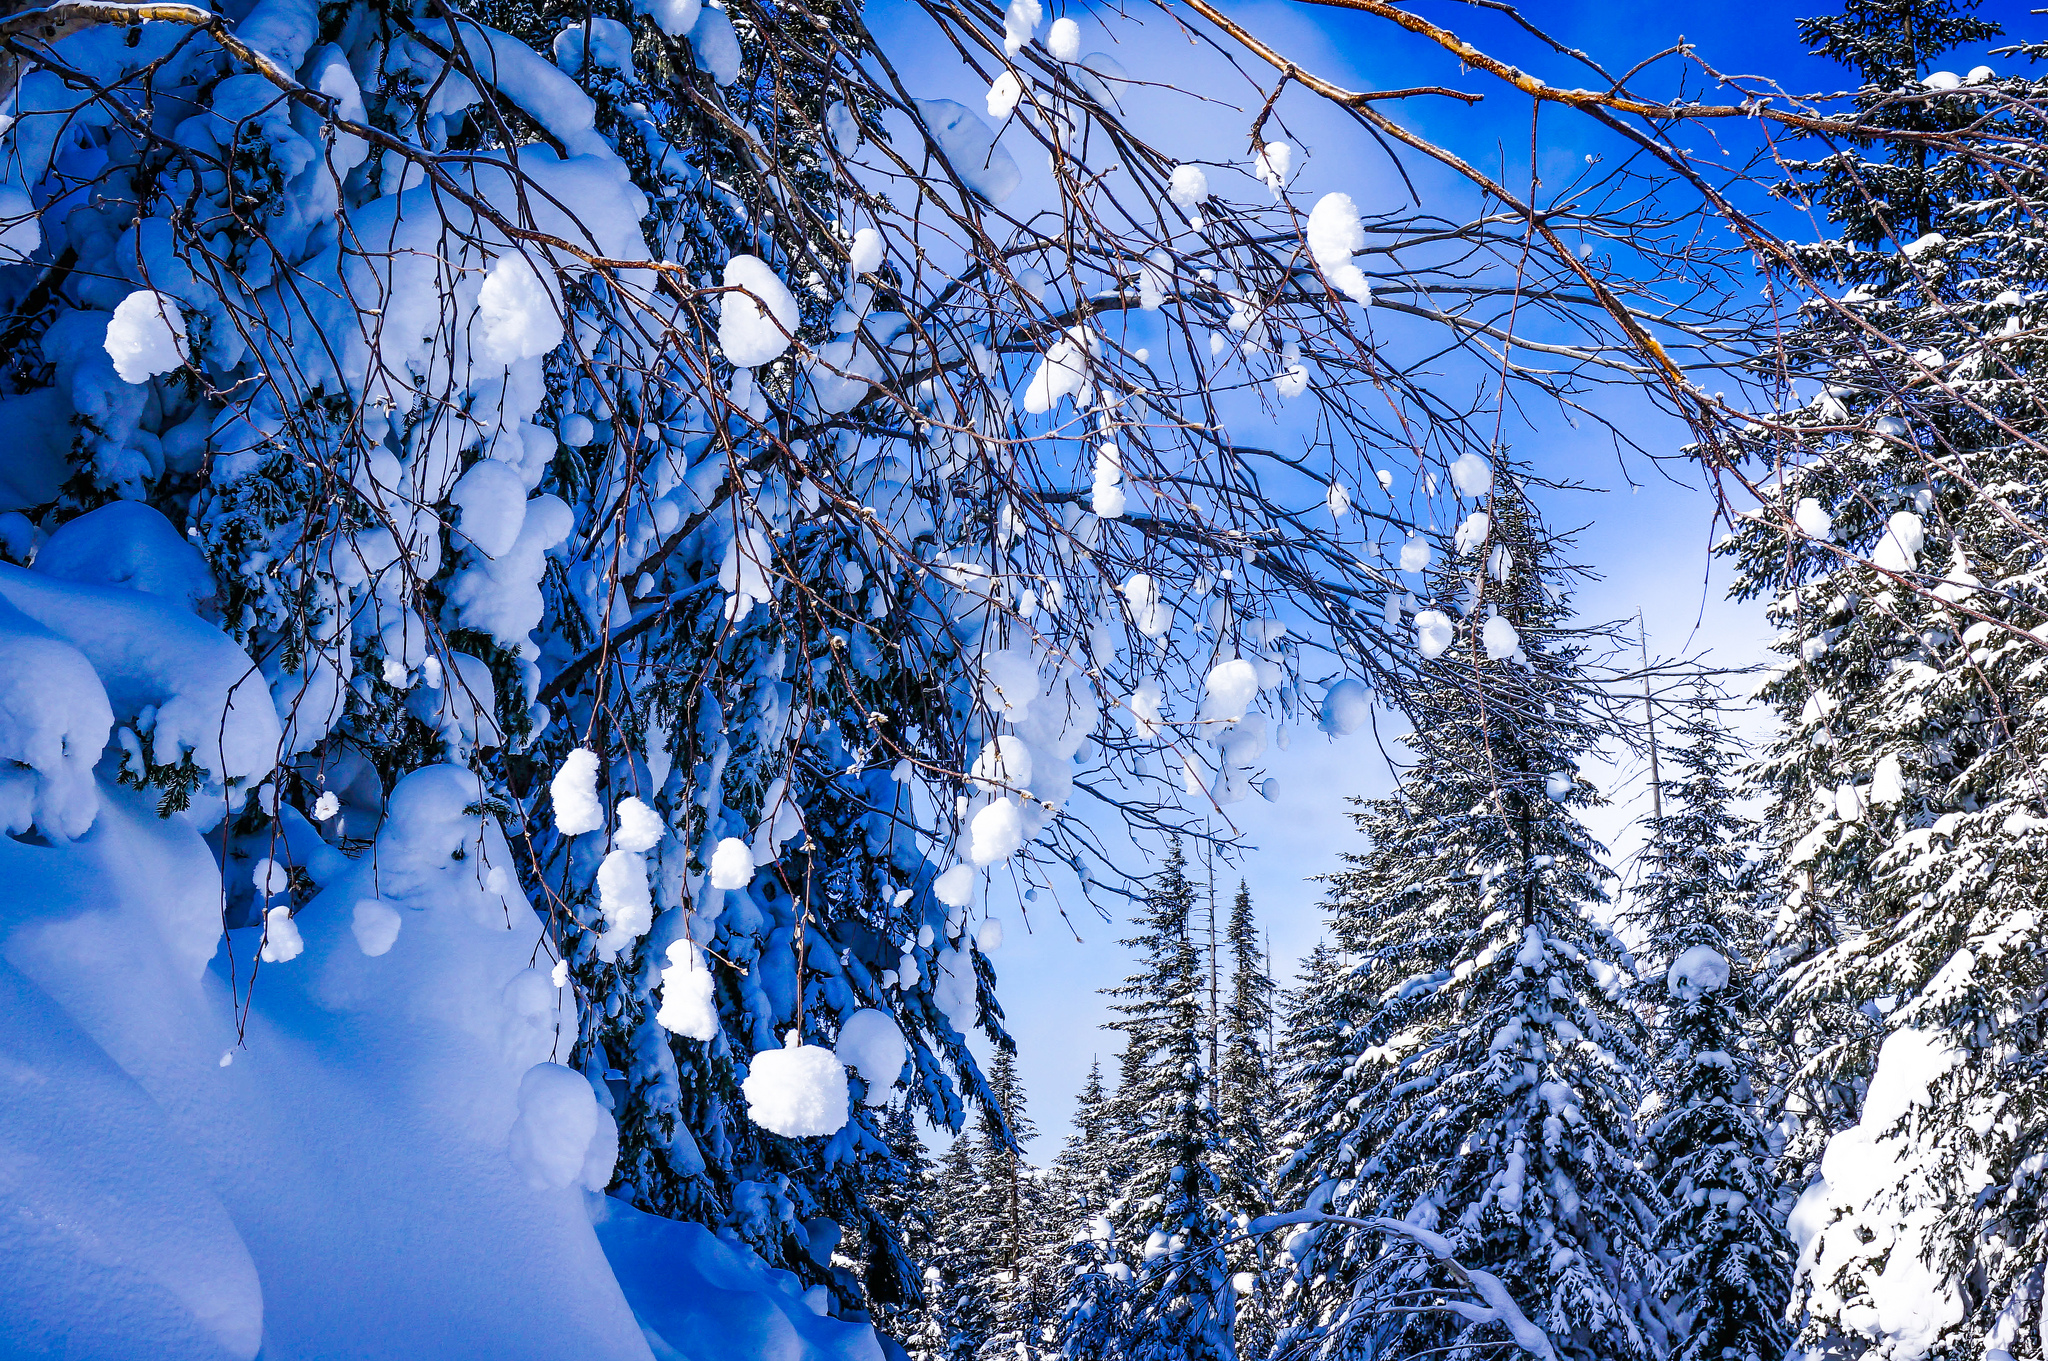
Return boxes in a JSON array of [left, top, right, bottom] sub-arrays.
[[508, 1063, 617, 1191], [1201, 658, 1259, 726], [1449, 451, 1493, 497], [1667, 944, 1731, 1001], [1794, 497, 1833, 541], [1399, 537, 1432, 573], [969, 796, 1025, 865], [1319, 677, 1370, 736], [934, 863, 976, 907], [977, 918, 1003, 951], [849, 226, 885, 275], [835, 1009, 907, 1105], [1121, 572, 1171, 638], [1327, 482, 1351, 519], [1304, 193, 1373, 304], [613, 796, 664, 853], [1414, 609, 1454, 659], [1002, 0, 1040, 54], [743, 1036, 850, 1137], [475, 253, 564, 365], [550, 748, 605, 836], [987, 69, 1024, 120], [1023, 326, 1095, 413], [351, 899, 402, 957], [104, 290, 188, 384], [933, 944, 979, 1032], [1545, 769, 1574, 801], [1253, 141, 1292, 194], [1871, 510, 1926, 572], [1045, 16, 1080, 60], [720, 255, 800, 368], [1481, 613, 1521, 661], [632, 0, 700, 37], [690, 5, 742, 85], [259, 906, 304, 963], [1454, 511, 1490, 557], [655, 939, 719, 1041], [708, 836, 755, 890], [1168, 164, 1209, 209]]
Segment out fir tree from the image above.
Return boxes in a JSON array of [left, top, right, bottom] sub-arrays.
[[1217, 882, 1279, 1360], [1280, 483, 1658, 1361], [1054, 1062, 1136, 1361], [978, 1049, 1055, 1361], [1102, 840, 1237, 1361], [1632, 692, 1794, 1361]]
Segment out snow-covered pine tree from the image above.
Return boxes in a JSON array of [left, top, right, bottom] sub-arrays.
[[1216, 881, 1278, 1359], [1719, 1, 2048, 1350], [1054, 1060, 1136, 1361], [1275, 480, 1657, 1361], [1630, 689, 1793, 1361], [977, 1048, 1056, 1361], [1100, 839, 1236, 1361], [918, 1130, 999, 1361], [868, 1103, 942, 1343]]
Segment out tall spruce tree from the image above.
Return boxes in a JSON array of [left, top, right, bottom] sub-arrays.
[[978, 1050, 1056, 1361], [1720, 1, 2048, 1350], [1217, 883, 1279, 1361], [1632, 692, 1794, 1361], [1055, 1062, 1137, 1361], [1101, 840, 1237, 1361], [1275, 482, 1658, 1361], [920, 1132, 998, 1361]]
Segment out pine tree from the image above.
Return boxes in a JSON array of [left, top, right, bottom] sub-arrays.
[[1632, 692, 1794, 1361], [1216, 882, 1279, 1360], [978, 1049, 1055, 1361], [1719, 1, 2048, 1350], [921, 1132, 999, 1361], [1278, 482, 1658, 1361], [1101, 840, 1237, 1361], [1055, 1062, 1136, 1361]]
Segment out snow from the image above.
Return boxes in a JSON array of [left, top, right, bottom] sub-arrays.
[[1253, 141, 1293, 195], [1305, 193, 1372, 303], [1545, 770, 1574, 800], [508, 1063, 618, 1192], [595, 846, 653, 960], [987, 70, 1024, 120], [259, 906, 304, 963], [690, 6, 743, 85], [552, 748, 606, 836], [933, 944, 979, 1032], [614, 797, 665, 852], [1024, 327, 1095, 413], [1871, 752, 1906, 807], [450, 458, 530, 559], [1319, 678, 1370, 736], [1794, 496, 1833, 540], [834, 1009, 906, 1104], [1046, 16, 1081, 60], [656, 940, 720, 1041], [1450, 451, 1493, 497], [709, 836, 756, 889], [1872, 510, 1926, 572], [1003, 0, 1041, 54], [33, 502, 216, 612], [977, 919, 1003, 951], [632, 0, 700, 36], [351, 900, 402, 957], [1666, 944, 1729, 1000], [1454, 511, 1491, 556], [475, 253, 565, 365], [914, 99, 1021, 205], [848, 227, 884, 275], [934, 864, 976, 907], [1169, 164, 1209, 208], [1327, 482, 1351, 518], [1092, 441, 1126, 518], [742, 1037, 850, 1138], [104, 290, 188, 383], [1202, 658, 1260, 725], [1121, 572, 1171, 637], [0, 597, 112, 840], [1399, 536, 1432, 572], [1414, 609, 1454, 658], [969, 796, 1025, 865], [0, 183, 39, 263], [720, 256, 801, 368], [1481, 613, 1520, 661]]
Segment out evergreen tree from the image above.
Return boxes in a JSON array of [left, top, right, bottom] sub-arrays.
[[920, 1132, 998, 1361], [1217, 882, 1279, 1361], [978, 1049, 1056, 1361], [1277, 483, 1658, 1361], [1632, 693, 1794, 1361], [1054, 1062, 1136, 1361], [1721, 1, 2048, 1350], [868, 1103, 940, 1344], [1102, 841, 1237, 1361]]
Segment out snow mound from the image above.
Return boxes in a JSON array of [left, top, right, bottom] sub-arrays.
[[720, 255, 801, 368], [709, 835, 755, 889], [551, 748, 605, 835], [1666, 944, 1729, 1000], [914, 99, 1021, 205], [1319, 677, 1370, 736], [0, 597, 112, 840], [508, 1062, 618, 1191], [34, 502, 216, 612], [656, 939, 719, 1041], [834, 1009, 906, 1105], [742, 1038, 850, 1138], [104, 290, 188, 383]]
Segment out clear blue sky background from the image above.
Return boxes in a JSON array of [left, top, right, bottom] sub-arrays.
[[865, 0, 2034, 1147]]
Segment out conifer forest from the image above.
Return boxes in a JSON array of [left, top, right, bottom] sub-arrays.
[[3, 0, 2046, 1355]]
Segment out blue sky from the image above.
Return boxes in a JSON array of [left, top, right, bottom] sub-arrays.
[[865, 0, 2034, 1144]]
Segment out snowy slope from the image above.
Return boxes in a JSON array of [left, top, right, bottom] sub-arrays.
[[0, 570, 892, 1360]]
